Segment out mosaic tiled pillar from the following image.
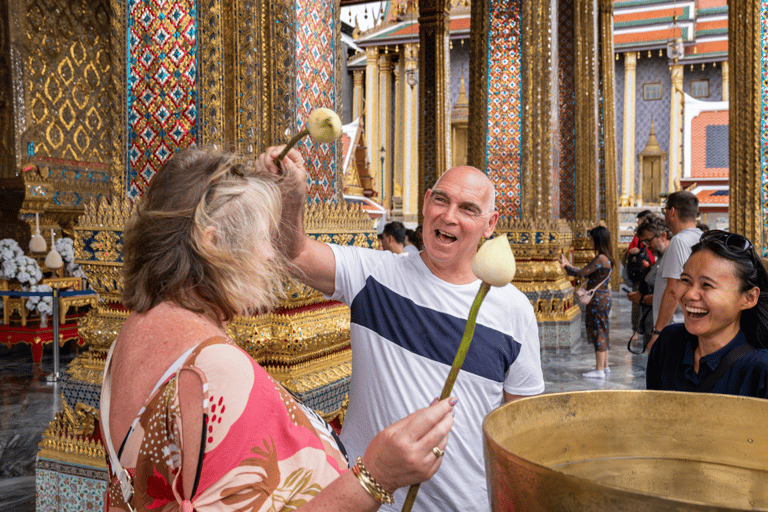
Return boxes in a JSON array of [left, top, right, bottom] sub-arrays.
[[574, 0, 599, 224], [484, 0, 522, 219], [126, 0, 197, 200], [418, 0, 450, 221], [598, 0, 619, 285], [557, 0, 576, 221], [729, 0, 764, 250], [295, 0, 339, 204]]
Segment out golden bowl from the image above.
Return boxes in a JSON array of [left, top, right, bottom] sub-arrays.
[[483, 390, 768, 511]]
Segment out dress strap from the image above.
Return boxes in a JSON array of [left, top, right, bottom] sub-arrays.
[[100, 342, 200, 506]]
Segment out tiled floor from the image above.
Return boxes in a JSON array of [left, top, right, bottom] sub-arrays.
[[0, 292, 647, 511]]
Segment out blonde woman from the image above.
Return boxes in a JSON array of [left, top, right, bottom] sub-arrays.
[[100, 147, 454, 512]]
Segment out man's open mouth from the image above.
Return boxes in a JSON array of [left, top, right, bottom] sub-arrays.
[[436, 230, 457, 243]]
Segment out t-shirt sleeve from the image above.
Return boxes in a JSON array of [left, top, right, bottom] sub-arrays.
[[503, 309, 545, 396], [662, 236, 692, 280], [326, 244, 372, 304]]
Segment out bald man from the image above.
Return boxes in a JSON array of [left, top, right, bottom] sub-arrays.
[[263, 151, 544, 512]]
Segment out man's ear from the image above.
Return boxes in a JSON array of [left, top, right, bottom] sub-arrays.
[[483, 211, 500, 239], [422, 189, 432, 216]]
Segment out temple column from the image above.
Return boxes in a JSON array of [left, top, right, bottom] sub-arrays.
[[621, 52, 637, 206], [467, 0, 489, 170], [378, 54, 393, 209], [574, 0, 599, 224], [417, 0, 450, 221], [599, 0, 619, 284], [352, 70, 364, 121], [668, 63, 683, 192], [721, 60, 729, 102], [403, 43, 419, 225], [365, 47, 380, 196], [392, 61, 404, 208], [729, 0, 762, 247]]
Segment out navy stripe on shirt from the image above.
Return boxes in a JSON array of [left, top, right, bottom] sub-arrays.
[[350, 276, 521, 382]]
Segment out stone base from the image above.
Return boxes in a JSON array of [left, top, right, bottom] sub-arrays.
[[538, 312, 582, 352], [36, 457, 107, 512]]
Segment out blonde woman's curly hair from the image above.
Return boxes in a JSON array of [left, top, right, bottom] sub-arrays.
[[122, 147, 289, 322]]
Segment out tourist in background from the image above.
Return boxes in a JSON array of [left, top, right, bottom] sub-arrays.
[[648, 191, 703, 352], [626, 215, 671, 351], [622, 210, 655, 343], [560, 225, 615, 379]]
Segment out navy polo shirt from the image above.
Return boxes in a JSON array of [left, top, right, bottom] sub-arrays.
[[646, 323, 768, 398]]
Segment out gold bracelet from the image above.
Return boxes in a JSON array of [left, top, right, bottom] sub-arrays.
[[351, 457, 395, 505]]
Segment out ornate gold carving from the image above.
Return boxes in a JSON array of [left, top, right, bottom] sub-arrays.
[[270, 357, 351, 395], [61, 401, 99, 437], [38, 409, 106, 467], [74, 196, 133, 302], [520, 0, 553, 221], [418, 0, 450, 219], [20, 0, 113, 165], [303, 202, 377, 234], [492, 220, 579, 322], [76, 304, 130, 355], [467, 0, 489, 171], [599, 0, 619, 288], [574, 0, 598, 223], [728, 1, 760, 246], [230, 304, 351, 365]]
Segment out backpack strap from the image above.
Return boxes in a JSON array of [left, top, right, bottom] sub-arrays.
[[696, 344, 754, 393]]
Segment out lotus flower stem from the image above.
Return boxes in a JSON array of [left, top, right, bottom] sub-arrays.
[[273, 128, 310, 172], [401, 281, 492, 512]]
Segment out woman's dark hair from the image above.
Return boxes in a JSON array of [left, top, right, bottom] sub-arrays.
[[406, 228, 423, 250], [589, 225, 615, 268], [691, 231, 768, 349], [637, 209, 652, 220]]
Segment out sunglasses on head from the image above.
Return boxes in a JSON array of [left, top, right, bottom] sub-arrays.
[[699, 230, 753, 253]]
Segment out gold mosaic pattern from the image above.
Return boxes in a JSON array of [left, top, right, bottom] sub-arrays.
[[0, 0, 14, 178], [230, 303, 351, 365], [38, 405, 106, 467], [197, 0, 296, 153], [21, 0, 113, 164]]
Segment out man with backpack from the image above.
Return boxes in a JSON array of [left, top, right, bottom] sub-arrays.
[[623, 211, 655, 342]]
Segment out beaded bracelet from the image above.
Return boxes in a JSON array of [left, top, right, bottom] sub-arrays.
[[351, 457, 395, 505]]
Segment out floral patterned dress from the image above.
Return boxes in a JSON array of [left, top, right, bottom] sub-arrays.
[[565, 255, 612, 352], [103, 337, 348, 511]]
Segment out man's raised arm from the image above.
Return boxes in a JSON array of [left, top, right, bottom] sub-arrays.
[[257, 147, 337, 296]]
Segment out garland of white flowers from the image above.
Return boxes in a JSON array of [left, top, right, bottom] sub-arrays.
[[0, 237, 85, 326]]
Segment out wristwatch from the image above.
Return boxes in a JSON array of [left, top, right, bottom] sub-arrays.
[[652, 329, 662, 335]]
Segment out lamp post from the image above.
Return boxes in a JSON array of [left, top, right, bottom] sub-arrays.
[[379, 145, 386, 206]]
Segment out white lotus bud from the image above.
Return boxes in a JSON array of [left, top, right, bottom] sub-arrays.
[[307, 108, 342, 144], [471, 235, 516, 287], [45, 230, 62, 270]]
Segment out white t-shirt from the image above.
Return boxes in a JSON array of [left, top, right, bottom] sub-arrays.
[[653, 227, 702, 325], [403, 244, 420, 255], [327, 244, 544, 512]]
